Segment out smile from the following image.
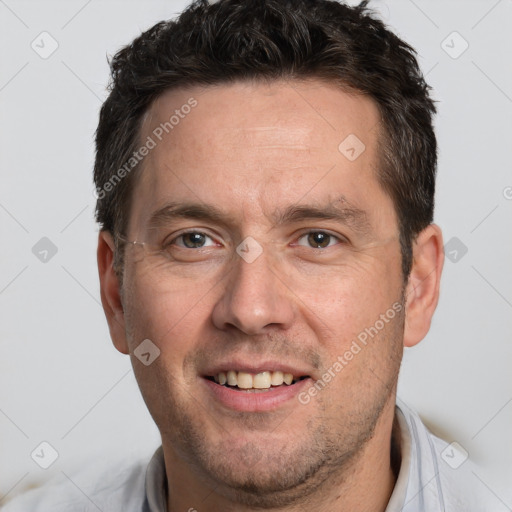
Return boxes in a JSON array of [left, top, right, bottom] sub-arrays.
[[207, 370, 307, 391], [202, 369, 312, 412]]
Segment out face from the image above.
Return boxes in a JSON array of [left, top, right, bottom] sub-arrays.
[[114, 79, 407, 505]]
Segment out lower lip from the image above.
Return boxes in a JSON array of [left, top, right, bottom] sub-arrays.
[[202, 377, 312, 412]]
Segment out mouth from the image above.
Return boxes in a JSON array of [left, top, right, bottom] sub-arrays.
[[201, 368, 312, 412], [205, 370, 309, 392]]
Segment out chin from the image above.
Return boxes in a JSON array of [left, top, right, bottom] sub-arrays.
[[205, 451, 330, 508], [182, 428, 359, 509]]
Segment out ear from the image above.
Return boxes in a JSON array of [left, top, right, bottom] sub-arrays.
[[403, 224, 444, 348], [97, 231, 129, 354]]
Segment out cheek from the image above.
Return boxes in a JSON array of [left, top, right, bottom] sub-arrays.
[[292, 249, 403, 351], [122, 271, 210, 362]]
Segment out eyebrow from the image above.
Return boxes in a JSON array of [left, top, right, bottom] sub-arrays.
[[274, 198, 370, 234], [147, 196, 371, 235]]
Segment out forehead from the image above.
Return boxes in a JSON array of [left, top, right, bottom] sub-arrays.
[[131, 78, 392, 234], [144, 78, 379, 157]]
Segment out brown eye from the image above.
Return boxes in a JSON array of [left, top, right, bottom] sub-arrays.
[[297, 231, 340, 249], [174, 232, 215, 249], [308, 232, 330, 248]]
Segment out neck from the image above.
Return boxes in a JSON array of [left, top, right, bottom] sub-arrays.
[[163, 402, 401, 512]]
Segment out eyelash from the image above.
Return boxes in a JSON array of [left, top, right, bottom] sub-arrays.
[[167, 229, 347, 250]]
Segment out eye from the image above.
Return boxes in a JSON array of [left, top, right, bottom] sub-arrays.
[[171, 231, 217, 249], [296, 231, 344, 249]]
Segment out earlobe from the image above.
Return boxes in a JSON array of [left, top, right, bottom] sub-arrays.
[[97, 231, 129, 354], [403, 224, 444, 348]]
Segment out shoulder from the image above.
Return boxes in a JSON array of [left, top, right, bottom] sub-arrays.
[[1, 456, 148, 512], [397, 403, 491, 512], [428, 433, 489, 512]]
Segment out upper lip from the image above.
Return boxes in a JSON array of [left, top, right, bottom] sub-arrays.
[[202, 360, 313, 378]]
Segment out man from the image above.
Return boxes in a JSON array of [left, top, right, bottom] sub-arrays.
[[4, 0, 488, 510]]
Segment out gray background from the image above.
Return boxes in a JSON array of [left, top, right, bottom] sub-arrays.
[[1, 0, 511, 507]]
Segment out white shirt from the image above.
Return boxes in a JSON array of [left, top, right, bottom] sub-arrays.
[[1, 402, 489, 511]]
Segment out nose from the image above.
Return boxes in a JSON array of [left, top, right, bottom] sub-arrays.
[[211, 247, 295, 335]]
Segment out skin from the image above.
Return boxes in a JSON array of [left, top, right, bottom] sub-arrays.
[[98, 79, 444, 512]]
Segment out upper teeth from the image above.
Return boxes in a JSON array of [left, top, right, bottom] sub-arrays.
[[213, 370, 295, 389]]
